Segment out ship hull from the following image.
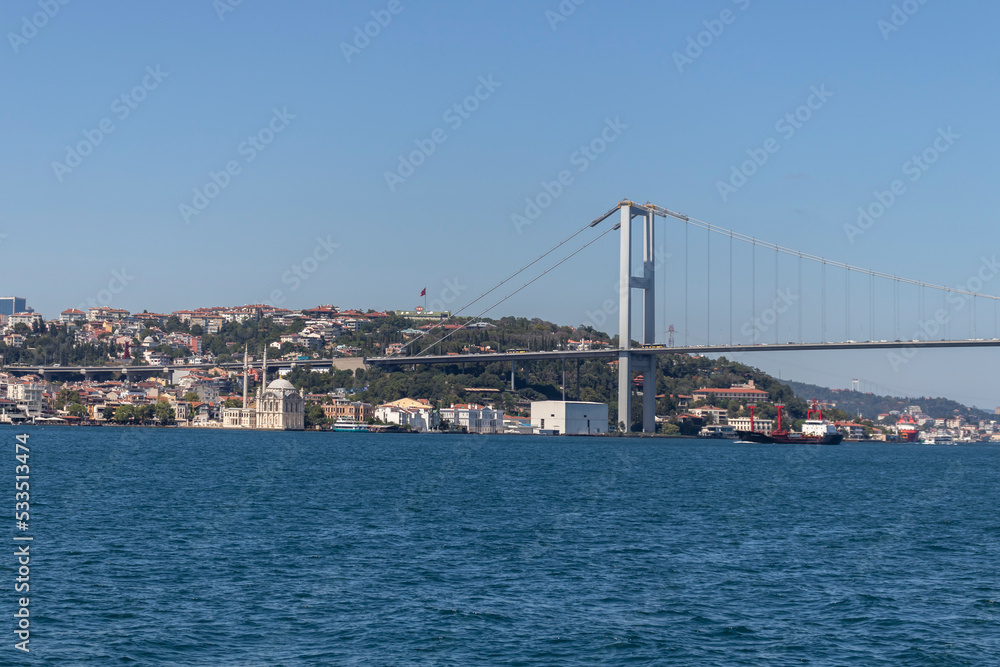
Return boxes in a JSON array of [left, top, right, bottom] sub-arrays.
[[736, 430, 844, 445]]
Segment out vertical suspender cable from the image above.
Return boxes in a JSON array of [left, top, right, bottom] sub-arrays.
[[798, 252, 803, 343], [822, 261, 827, 343], [729, 231, 733, 345], [870, 271, 875, 342], [707, 222, 711, 345], [846, 268, 850, 341], [752, 240, 756, 344], [774, 247, 779, 344], [684, 223, 689, 347]]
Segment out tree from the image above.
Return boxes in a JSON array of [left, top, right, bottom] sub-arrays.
[[182, 391, 199, 402], [305, 403, 328, 429], [114, 405, 135, 423], [102, 406, 115, 421], [154, 402, 176, 424], [55, 388, 82, 409], [67, 403, 87, 418]]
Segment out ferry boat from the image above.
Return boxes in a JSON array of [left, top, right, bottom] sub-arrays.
[[333, 419, 367, 432], [698, 424, 737, 439], [896, 414, 920, 442], [736, 401, 843, 445], [922, 430, 956, 445]]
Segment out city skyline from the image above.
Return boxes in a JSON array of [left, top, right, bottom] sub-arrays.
[[4, 1, 1000, 406]]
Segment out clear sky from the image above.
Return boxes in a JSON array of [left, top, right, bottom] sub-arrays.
[[4, 1, 1000, 408]]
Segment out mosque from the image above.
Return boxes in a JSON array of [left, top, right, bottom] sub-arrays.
[[222, 349, 305, 430]]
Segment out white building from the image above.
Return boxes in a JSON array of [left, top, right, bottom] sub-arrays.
[[221, 350, 304, 430], [375, 398, 439, 432], [530, 401, 609, 435], [9, 383, 44, 418], [440, 403, 503, 434], [727, 416, 774, 434]]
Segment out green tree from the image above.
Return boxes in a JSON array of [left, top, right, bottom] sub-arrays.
[[154, 402, 176, 424], [67, 403, 87, 418], [55, 388, 82, 409], [305, 403, 328, 429], [113, 405, 135, 423], [182, 391, 199, 402]]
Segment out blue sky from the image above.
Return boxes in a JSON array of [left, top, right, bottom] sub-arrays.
[[4, 0, 1000, 408]]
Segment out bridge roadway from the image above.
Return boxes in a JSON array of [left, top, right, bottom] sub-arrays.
[[1, 357, 368, 379], [365, 338, 1000, 367]]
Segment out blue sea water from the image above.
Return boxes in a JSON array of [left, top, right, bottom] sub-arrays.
[[9, 426, 1000, 665]]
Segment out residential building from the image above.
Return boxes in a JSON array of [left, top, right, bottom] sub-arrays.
[[727, 416, 774, 434], [8, 312, 43, 328], [440, 403, 503, 434], [322, 398, 374, 423], [374, 398, 438, 431], [60, 308, 86, 323]]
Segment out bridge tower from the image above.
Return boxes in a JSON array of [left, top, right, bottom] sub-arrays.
[[616, 201, 657, 433]]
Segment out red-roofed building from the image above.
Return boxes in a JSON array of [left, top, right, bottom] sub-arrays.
[[692, 381, 769, 405]]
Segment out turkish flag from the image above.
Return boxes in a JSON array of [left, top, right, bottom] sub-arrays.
[[420, 287, 426, 297]]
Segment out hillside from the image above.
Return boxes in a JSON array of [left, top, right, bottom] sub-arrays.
[[785, 380, 993, 422]]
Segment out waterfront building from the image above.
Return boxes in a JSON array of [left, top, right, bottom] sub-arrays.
[[727, 416, 774, 434], [221, 349, 304, 430], [374, 398, 438, 431], [9, 382, 44, 418], [530, 401, 609, 435], [322, 398, 374, 423], [440, 403, 503, 434]]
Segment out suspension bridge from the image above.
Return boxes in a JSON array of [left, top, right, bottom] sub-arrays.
[[367, 200, 1000, 433]]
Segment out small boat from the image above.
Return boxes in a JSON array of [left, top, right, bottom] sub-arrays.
[[333, 420, 367, 432]]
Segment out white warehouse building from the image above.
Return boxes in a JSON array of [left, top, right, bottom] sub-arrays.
[[530, 401, 608, 435]]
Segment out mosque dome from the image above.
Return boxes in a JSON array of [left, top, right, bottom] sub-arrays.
[[266, 378, 296, 391]]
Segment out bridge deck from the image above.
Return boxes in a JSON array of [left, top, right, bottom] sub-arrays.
[[365, 339, 1000, 367]]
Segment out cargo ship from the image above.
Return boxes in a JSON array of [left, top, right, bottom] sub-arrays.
[[736, 401, 843, 445], [896, 414, 920, 442]]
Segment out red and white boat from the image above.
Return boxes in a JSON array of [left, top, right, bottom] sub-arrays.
[[737, 400, 843, 445], [896, 414, 920, 442]]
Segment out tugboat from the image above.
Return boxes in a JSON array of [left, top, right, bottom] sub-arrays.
[[736, 400, 843, 445], [896, 414, 920, 442]]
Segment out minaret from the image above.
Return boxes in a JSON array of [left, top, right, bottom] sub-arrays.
[[259, 347, 268, 400], [242, 344, 249, 409]]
